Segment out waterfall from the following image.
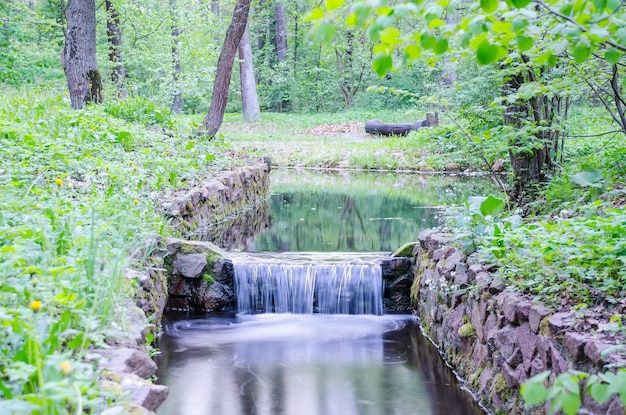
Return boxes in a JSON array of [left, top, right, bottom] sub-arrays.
[[233, 254, 384, 315]]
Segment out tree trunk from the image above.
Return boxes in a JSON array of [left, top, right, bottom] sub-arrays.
[[274, 2, 287, 62], [170, 0, 182, 114], [62, 0, 102, 109], [239, 21, 261, 122], [201, 0, 252, 137], [211, 0, 219, 15], [105, 0, 127, 99]]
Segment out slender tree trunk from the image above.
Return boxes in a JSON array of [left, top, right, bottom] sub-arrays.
[[201, 0, 252, 137], [62, 0, 102, 109], [105, 0, 127, 99], [274, 2, 287, 62], [239, 21, 261, 122], [211, 0, 219, 15], [170, 0, 182, 114]]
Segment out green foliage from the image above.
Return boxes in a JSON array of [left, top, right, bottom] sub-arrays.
[[455, 195, 515, 253], [479, 204, 626, 303], [104, 96, 173, 127], [522, 369, 626, 414], [0, 88, 235, 412]]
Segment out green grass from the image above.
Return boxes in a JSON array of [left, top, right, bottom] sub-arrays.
[[0, 87, 239, 413]]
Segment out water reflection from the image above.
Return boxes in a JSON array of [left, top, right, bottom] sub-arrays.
[[192, 169, 501, 252], [156, 313, 482, 415]]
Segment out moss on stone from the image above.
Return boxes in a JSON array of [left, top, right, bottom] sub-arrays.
[[539, 315, 553, 336], [392, 242, 417, 258], [202, 273, 214, 284]]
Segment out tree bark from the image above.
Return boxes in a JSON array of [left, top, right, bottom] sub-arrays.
[[274, 2, 287, 62], [201, 0, 252, 137], [62, 0, 102, 109], [239, 21, 261, 122], [211, 0, 219, 15], [105, 0, 127, 99], [170, 0, 182, 114]]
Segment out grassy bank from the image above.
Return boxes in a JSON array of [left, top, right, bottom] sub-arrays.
[[0, 88, 240, 413]]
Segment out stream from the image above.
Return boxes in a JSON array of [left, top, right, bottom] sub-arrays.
[[155, 170, 498, 415]]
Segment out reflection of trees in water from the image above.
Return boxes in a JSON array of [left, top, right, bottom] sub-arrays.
[[255, 191, 436, 252]]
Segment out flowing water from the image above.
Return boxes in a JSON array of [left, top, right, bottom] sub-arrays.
[[156, 313, 482, 415], [156, 170, 498, 415]]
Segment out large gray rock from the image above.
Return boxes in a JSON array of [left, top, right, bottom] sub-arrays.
[[95, 348, 157, 379], [564, 332, 588, 361], [171, 253, 207, 279]]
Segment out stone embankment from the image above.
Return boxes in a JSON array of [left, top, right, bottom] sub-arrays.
[[96, 162, 271, 414], [411, 229, 625, 415]]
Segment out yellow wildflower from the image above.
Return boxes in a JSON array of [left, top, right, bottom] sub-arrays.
[[54, 179, 63, 186], [60, 360, 72, 375], [134, 199, 139, 204], [29, 300, 42, 312]]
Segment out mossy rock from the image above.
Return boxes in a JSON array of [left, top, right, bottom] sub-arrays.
[[458, 322, 475, 338], [392, 242, 417, 258]]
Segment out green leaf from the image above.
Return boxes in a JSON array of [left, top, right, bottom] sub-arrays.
[[305, 7, 324, 21], [480, 195, 505, 217], [476, 40, 499, 64], [316, 21, 336, 43], [569, 170, 604, 188], [593, 0, 607, 10], [589, 382, 612, 405], [561, 391, 582, 415], [434, 37, 449, 55], [380, 27, 401, 46], [480, 0, 499, 13], [372, 53, 393, 76], [404, 44, 421, 60], [521, 379, 548, 406], [517, 36, 534, 52], [493, 21, 512, 34], [511, 0, 531, 7], [326, 0, 344, 12], [573, 44, 592, 63], [420, 32, 436, 50], [605, 48, 621, 64]]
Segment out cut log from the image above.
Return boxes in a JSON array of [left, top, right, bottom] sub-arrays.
[[365, 113, 439, 136], [365, 120, 424, 136]]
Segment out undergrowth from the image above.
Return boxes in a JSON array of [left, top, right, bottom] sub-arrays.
[[0, 87, 236, 413]]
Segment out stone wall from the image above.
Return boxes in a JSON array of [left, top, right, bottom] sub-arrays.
[[411, 229, 625, 415], [159, 163, 270, 234]]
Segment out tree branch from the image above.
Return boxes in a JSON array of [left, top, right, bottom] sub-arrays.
[[533, 0, 626, 53]]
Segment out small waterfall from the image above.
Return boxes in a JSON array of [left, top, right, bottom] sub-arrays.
[[233, 254, 384, 315]]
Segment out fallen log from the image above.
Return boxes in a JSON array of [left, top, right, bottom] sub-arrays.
[[365, 112, 439, 136]]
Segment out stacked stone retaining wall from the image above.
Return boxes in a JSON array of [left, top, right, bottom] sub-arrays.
[[411, 229, 625, 415]]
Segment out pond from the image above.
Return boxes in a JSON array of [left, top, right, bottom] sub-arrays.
[[156, 169, 499, 415]]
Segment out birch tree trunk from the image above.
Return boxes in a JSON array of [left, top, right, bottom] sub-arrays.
[[239, 21, 261, 122], [170, 0, 182, 114], [62, 0, 102, 109]]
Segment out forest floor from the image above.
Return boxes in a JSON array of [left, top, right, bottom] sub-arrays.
[[220, 112, 500, 172]]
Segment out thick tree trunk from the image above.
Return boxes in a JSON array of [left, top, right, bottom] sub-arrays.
[[62, 0, 102, 109], [170, 0, 182, 114], [201, 0, 251, 137], [239, 21, 261, 122], [274, 2, 287, 62], [105, 0, 127, 99]]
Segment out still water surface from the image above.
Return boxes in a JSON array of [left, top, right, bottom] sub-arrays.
[[156, 313, 483, 415], [198, 169, 500, 252]]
